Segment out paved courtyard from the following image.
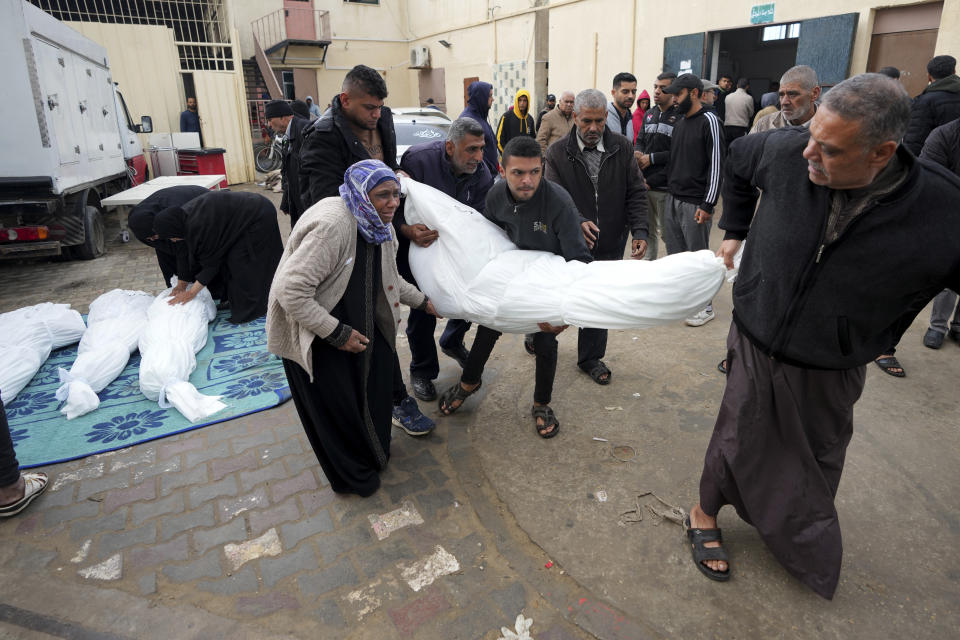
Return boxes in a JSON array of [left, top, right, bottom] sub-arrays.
[[0, 185, 957, 639]]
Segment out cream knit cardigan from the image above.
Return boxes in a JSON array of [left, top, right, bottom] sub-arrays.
[[266, 196, 426, 380]]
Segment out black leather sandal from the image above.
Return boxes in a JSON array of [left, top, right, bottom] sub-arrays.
[[531, 405, 560, 439], [684, 515, 731, 582], [438, 380, 482, 416]]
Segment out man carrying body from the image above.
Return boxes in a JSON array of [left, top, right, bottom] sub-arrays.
[[607, 72, 638, 140], [395, 118, 494, 400], [722, 78, 754, 144], [436, 136, 592, 438], [496, 89, 536, 154], [179, 97, 202, 146], [662, 74, 724, 327], [264, 100, 309, 228], [299, 65, 435, 435], [751, 65, 820, 133], [545, 89, 648, 385], [635, 72, 681, 261], [685, 73, 960, 599], [536, 91, 575, 153]]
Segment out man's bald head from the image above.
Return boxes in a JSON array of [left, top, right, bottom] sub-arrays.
[[558, 91, 575, 116]]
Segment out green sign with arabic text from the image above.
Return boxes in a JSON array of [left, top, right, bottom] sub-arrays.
[[750, 3, 775, 24]]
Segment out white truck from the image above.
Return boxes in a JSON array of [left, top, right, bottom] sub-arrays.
[[0, 0, 152, 259]]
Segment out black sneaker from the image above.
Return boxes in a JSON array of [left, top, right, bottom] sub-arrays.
[[949, 329, 960, 345], [923, 328, 945, 349], [410, 376, 437, 401], [441, 344, 470, 369]]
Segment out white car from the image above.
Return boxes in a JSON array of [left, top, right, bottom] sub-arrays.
[[392, 108, 452, 165]]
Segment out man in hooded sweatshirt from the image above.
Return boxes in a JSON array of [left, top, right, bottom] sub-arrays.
[[496, 89, 536, 155], [460, 81, 500, 178]]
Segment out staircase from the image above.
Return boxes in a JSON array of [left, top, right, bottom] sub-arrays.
[[243, 60, 271, 101]]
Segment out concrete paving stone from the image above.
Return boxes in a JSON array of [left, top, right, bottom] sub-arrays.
[[224, 528, 282, 570], [397, 449, 440, 470], [280, 509, 334, 549], [108, 448, 156, 472], [489, 581, 528, 619], [77, 472, 130, 500], [239, 460, 287, 493], [7, 546, 57, 571], [339, 574, 407, 623], [103, 480, 156, 514], [188, 475, 239, 508], [192, 517, 247, 555], [332, 493, 385, 524], [184, 441, 231, 468], [313, 522, 375, 564], [444, 532, 485, 567], [210, 449, 257, 482], [160, 464, 209, 495], [271, 469, 318, 504], [260, 541, 318, 588], [197, 565, 259, 595], [162, 552, 224, 583], [138, 572, 157, 595], [14, 512, 42, 535], [248, 498, 300, 536], [387, 586, 452, 635], [39, 484, 78, 507], [158, 437, 204, 461], [131, 491, 185, 526], [232, 429, 276, 454], [132, 457, 181, 483], [235, 591, 301, 617], [282, 452, 320, 477], [381, 472, 430, 504], [161, 503, 216, 541], [69, 509, 127, 542], [217, 487, 269, 523], [310, 597, 347, 630], [443, 566, 493, 610], [129, 534, 189, 571], [535, 624, 582, 640], [415, 489, 457, 520], [444, 599, 505, 640], [201, 418, 251, 445], [259, 437, 304, 463], [426, 469, 450, 487], [299, 488, 336, 516], [99, 523, 157, 558], [43, 500, 101, 529], [49, 463, 104, 491], [297, 557, 359, 596], [353, 536, 418, 579]]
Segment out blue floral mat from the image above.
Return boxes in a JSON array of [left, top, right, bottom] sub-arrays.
[[5, 312, 291, 469]]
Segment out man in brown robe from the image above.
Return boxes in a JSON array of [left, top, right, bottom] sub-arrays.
[[686, 73, 960, 599]]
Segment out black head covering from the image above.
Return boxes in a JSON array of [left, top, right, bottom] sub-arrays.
[[128, 207, 160, 247], [291, 100, 310, 119], [153, 206, 188, 239], [264, 100, 294, 119]]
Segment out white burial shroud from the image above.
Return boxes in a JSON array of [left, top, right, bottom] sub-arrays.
[[400, 176, 734, 334], [138, 281, 225, 422], [56, 290, 154, 420], [0, 303, 86, 404]]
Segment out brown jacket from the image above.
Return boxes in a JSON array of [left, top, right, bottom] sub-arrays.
[[536, 108, 574, 153], [266, 196, 425, 380]]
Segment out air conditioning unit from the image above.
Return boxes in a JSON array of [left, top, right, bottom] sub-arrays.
[[410, 46, 430, 69]]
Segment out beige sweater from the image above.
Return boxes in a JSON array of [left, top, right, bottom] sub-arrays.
[[266, 196, 426, 380], [536, 107, 574, 153]]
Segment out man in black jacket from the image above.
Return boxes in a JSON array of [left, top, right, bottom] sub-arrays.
[[297, 65, 434, 437], [903, 55, 960, 155], [685, 73, 960, 599], [395, 117, 494, 400], [264, 100, 309, 228], [545, 88, 648, 385], [437, 136, 592, 439], [635, 71, 680, 261]]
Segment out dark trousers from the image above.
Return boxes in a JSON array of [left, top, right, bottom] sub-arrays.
[[462, 326, 558, 404], [0, 399, 21, 487], [406, 307, 472, 381], [392, 354, 407, 404], [724, 125, 748, 144]]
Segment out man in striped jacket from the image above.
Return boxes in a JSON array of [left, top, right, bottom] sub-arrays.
[[663, 74, 724, 327]]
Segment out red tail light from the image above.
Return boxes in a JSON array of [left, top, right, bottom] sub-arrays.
[[0, 226, 49, 242]]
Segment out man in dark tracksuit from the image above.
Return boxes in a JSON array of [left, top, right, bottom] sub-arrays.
[[545, 88, 648, 385], [686, 74, 960, 599], [437, 136, 592, 439], [394, 118, 494, 400], [635, 72, 681, 261], [298, 64, 434, 435]]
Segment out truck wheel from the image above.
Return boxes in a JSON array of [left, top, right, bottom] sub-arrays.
[[74, 205, 106, 260]]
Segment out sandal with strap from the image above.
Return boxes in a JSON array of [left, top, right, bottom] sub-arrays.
[[0, 472, 48, 518], [874, 356, 906, 378], [684, 515, 730, 582], [580, 360, 612, 385], [531, 405, 560, 439], [438, 380, 482, 416], [717, 359, 728, 375]]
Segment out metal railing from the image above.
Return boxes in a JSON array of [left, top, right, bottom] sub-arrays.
[[252, 7, 331, 53]]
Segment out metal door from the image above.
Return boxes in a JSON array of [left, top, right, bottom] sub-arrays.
[[33, 39, 82, 165], [795, 13, 859, 87], [662, 32, 706, 77]]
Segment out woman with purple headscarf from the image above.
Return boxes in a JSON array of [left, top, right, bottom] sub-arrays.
[[267, 160, 439, 496]]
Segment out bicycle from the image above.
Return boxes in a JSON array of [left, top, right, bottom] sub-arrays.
[[254, 129, 285, 173]]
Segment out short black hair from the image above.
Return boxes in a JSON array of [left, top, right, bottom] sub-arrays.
[[613, 72, 637, 89], [737, 78, 750, 89], [501, 136, 542, 167], [719, 73, 733, 82], [656, 71, 677, 82], [878, 66, 901, 79], [342, 65, 388, 99], [927, 55, 956, 80]]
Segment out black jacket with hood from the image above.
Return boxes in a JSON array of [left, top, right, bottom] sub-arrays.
[[919, 117, 960, 174], [720, 127, 960, 370], [545, 126, 649, 259], [280, 114, 310, 226], [903, 74, 960, 155], [460, 81, 499, 177], [495, 90, 536, 154], [298, 94, 398, 207]]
